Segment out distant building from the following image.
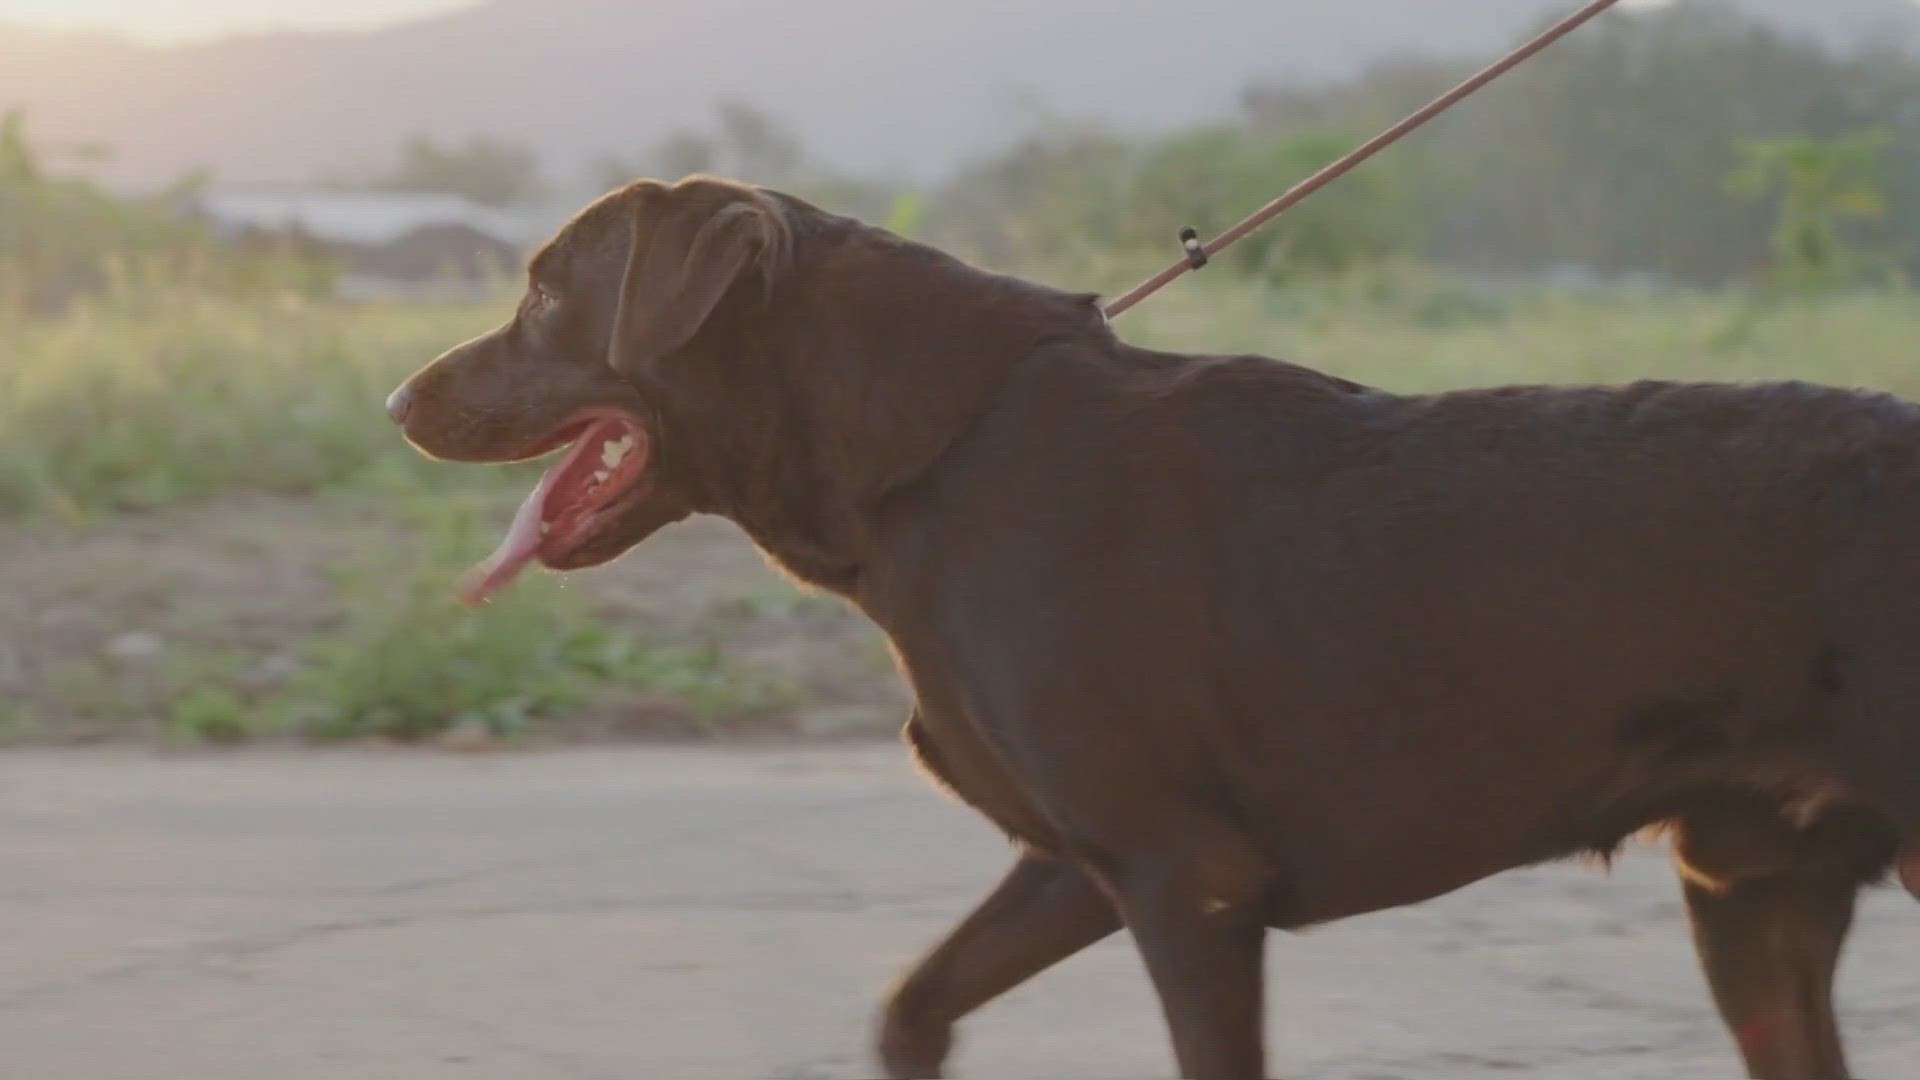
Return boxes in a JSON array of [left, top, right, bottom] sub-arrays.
[[189, 192, 565, 299]]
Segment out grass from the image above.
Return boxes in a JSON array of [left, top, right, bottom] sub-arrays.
[[1100, 261, 1920, 400], [6, 268, 1920, 521], [40, 491, 795, 747], [5, 268, 1918, 744], [0, 701, 38, 745], [0, 290, 514, 518], [263, 498, 792, 744]]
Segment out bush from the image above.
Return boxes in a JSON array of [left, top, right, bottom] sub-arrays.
[[267, 497, 788, 743], [0, 110, 337, 317], [0, 291, 511, 517]]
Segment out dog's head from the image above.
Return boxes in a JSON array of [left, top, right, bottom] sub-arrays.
[[387, 176, 790, 603]]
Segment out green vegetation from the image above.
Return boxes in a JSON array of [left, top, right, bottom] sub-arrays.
[[10, 270, 1917, 526], [5, 465, 807, 746], [1, 110, 336, 316], [0, 291, 506, 517], [7, 1, 1920, 746], [323, 132, 550, 208], [594, 100, 903, 222], [1727, 130, 1900, 290], [7, 272, 1916, 746], [937, 126, 1408, 279], [931, 2, 1920, 288], [1109, 267, 1920, 398], [266, 499, 792, 745]]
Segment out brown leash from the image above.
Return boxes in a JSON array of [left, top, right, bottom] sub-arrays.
[[1102, 0, 1626, 320]]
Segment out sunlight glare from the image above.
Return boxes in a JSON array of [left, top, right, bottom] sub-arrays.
[[0, 0, 476, 43]]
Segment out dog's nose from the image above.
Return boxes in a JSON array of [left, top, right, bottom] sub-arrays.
[[385, 384, 414, 425]]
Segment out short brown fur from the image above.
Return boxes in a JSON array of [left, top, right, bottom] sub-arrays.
[[392, 176, 1920, 1080]]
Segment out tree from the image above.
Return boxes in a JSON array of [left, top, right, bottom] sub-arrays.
[[341, 134, 548, 207], [0, 110, 42, 186], [589, 102, 897, 221], [1726, 129, 1894, 289], [1, 111, 334, 313], [1230, 0, 1920, 285], [1, 110, 166, 310], [924, 110, 1410, 278], [1120, 128, 1409, 278], [593, 131, 716, 190], [653, 132, 718, 180], [598, 102, 807, 190], [714, 101, 804, 182]]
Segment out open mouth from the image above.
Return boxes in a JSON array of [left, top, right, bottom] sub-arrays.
[[458, 411, 653, 606]]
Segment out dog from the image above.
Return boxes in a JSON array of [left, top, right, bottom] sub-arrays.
[[388, 175, 1920, 1080]]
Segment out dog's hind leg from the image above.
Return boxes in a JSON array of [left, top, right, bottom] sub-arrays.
[[1094, 819, 1274, 1080], [876, 849, 1118, 1079], [1672, 811, 1860, 1080]]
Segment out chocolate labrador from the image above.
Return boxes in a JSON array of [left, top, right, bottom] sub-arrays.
[[388, 175, 1920, 1080]]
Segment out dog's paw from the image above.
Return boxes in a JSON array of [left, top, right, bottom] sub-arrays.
[[875, 1000, 953, 1079]]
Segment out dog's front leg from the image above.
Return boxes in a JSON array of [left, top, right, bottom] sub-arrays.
[[877, 849, 1119, 1078]]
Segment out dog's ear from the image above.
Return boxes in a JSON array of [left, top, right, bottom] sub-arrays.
[[608, 184, 781, 377]]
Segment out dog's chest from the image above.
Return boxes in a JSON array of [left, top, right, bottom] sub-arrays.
[[901, 698, 1062, 851]]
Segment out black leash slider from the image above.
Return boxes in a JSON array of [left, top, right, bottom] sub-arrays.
[[1178, 226, 1209, 270]]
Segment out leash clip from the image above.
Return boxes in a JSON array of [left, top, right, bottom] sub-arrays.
[[1179, 226, 1209, 270]]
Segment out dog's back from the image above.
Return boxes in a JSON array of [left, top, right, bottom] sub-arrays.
[[887, 343, 1920, 922]]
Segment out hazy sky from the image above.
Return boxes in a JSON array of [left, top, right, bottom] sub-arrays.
[[0, 0, 473, 42], [1, 0, 1911, 45]]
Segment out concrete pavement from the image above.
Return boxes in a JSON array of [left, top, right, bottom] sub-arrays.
[[2, 747, 1916, 1079]]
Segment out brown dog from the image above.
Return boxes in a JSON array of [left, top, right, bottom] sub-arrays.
[[389, 175, 1920, 1080]]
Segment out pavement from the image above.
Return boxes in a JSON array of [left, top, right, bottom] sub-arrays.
[[1, 746, 1915, 1080]]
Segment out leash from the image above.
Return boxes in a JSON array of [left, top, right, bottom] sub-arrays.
[[1102, 0, 1626, 320]]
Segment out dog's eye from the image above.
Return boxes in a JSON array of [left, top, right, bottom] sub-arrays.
[[529, 282, 559, 312]]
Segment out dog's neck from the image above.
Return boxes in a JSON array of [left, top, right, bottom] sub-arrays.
[[677, 226, 1110, 597]]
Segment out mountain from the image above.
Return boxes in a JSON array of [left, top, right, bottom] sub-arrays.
[[1, 0, 1916, 192]]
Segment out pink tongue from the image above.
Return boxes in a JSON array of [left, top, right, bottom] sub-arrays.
[[457, 467, 558, 607]]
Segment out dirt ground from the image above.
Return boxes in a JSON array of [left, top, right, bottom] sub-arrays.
[[0, 501, 910, 744]]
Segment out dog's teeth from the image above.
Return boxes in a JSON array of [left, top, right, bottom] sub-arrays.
[[593, 470, 611, 484], [601, 435, 635, 469], [540, 522, 551, 536]]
